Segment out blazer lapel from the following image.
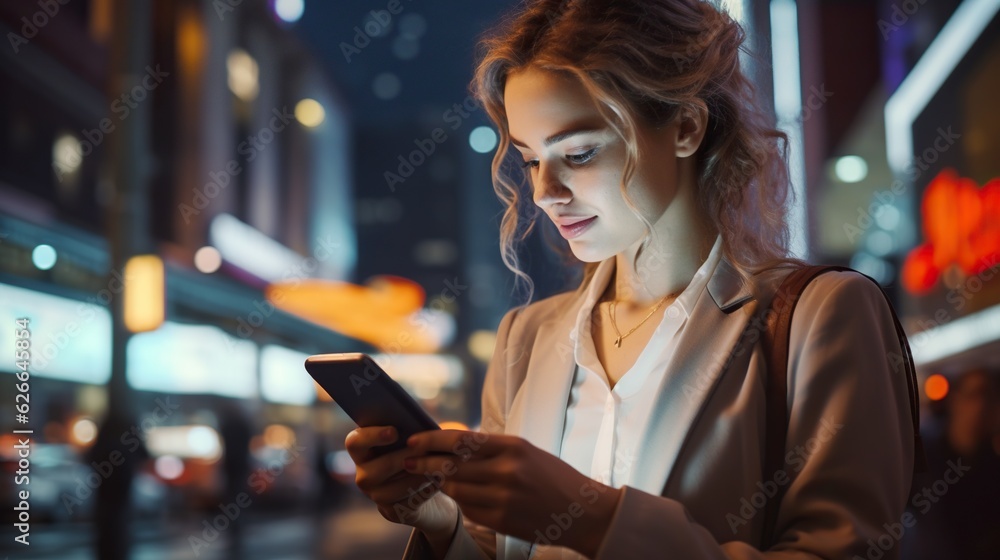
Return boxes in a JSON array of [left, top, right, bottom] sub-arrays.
[[628, 256, 758, 496], [500, 303, 581, 559], [504, 313, 579, 455]]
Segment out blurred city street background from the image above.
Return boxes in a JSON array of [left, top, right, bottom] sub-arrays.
[[1, 0, 999, 558]]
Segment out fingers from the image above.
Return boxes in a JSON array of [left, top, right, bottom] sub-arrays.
[[366, 472, 442, 506], [436, 481, 498, 509], [345, 425, 397, 464], [355, 445, 418, 490], [347, 426, 444, 510], [403, 453, 500, 485], [406, 429, 501, 458]]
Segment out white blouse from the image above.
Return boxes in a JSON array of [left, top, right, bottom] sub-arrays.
[[530, 233, 724, 559]]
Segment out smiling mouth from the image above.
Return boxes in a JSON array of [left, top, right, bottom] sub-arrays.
[[556, 216, 597, 239]]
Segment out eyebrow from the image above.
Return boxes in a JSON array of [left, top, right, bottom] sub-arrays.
[[509, 126, 604, 150]]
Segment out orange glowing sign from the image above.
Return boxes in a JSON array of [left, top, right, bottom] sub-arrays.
[[265, 275, 448, 353], [901, 169, 1000, 295]]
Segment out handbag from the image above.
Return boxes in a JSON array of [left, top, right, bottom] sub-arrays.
[[759, 265, 927, 550]]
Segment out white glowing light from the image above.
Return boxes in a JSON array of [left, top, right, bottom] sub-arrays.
[[127, 321, 258, 399], [911, 304, 1000, 366], [147, 425, 223, 461], [834, 155, 868, 183], [770, 0, 808, 259], [227, 49, 259, 102], [274, 0, 304, 23], [209, 213, 305, 283], [469, 126, 498, 154], [885, 0, 1000, 174], [187, 426, 220, 457], [154, 455, 185, 480], [53, 133, 82, 178], [72, 418, 98, 445], [32, 244, 57, 270], [194, 246, 222, 273], [0, 283, 112, 384], [260, 345, 316, 405]]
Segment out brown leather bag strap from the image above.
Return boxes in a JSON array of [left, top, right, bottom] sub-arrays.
[[759, 265, 925, 550]]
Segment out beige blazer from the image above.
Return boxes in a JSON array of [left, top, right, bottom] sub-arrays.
[[403, 256, 915, 559]]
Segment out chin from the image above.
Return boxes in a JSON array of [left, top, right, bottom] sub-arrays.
[[568, 242, 617, 264]]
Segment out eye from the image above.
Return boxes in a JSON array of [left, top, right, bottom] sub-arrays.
[[566, 148, 599, 165], [520, 159, 539, 170]]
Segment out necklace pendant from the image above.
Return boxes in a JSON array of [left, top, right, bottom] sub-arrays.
[[614, 335, 622, 348]]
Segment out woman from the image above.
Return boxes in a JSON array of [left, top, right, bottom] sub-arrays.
[[345, 0, 916, 558]]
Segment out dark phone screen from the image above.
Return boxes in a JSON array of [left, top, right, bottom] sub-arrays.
[[305, 353, 441, 457]]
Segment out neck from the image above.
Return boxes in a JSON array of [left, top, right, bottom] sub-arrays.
[[606, 176, 718, 312]]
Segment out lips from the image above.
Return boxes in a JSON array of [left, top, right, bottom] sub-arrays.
[[553, 215, 597, 227], [555, 216, 597, 240]]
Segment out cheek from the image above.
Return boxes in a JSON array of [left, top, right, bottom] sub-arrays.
[[629, 161, 677, 214]]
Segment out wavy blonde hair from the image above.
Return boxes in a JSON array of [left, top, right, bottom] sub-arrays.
[[473, 0, 808, 308]]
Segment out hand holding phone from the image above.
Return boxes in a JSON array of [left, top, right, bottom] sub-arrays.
[[304, 353, 441, 457], [306, 353, 459, 533]]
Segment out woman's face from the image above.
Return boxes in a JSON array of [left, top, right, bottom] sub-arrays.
[[504, 65, 685, 263]]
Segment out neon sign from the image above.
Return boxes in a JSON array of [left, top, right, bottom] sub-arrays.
[[902, 168, 1000, 295]]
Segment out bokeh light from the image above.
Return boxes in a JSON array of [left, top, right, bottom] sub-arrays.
[[295, 98, 326, 128], [32, 244, 58, 270], [194, 246, 222, 273], [274, 0, 304, 23], [468, 126, 498, 154], [925, 374, 949, 401]]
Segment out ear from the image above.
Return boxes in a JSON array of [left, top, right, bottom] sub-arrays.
[[674, 100, 709, 158]]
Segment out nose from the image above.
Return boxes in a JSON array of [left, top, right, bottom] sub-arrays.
[[531, 162, 572, 208]]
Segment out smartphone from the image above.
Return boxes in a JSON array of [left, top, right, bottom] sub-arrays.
[[304, 352, 441, 457]]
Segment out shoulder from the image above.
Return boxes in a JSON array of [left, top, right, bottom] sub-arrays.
[[785, 268, 902, 360], [793, 268, 892, 318]]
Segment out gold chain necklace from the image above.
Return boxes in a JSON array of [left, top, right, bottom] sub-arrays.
[[607, 290, 681, 348]]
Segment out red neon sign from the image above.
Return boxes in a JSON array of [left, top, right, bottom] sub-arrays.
[[902, 168, 1000, 295]]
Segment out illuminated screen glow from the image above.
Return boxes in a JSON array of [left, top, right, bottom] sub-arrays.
[[260, 345, 316, 405], [0, 283, 112, 384], [127, 321, 258, 398]]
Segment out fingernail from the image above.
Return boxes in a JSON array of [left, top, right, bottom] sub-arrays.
[[382, 427, 394, 440], [407, 435, 417, 447], [403, 458, 416, 470]]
